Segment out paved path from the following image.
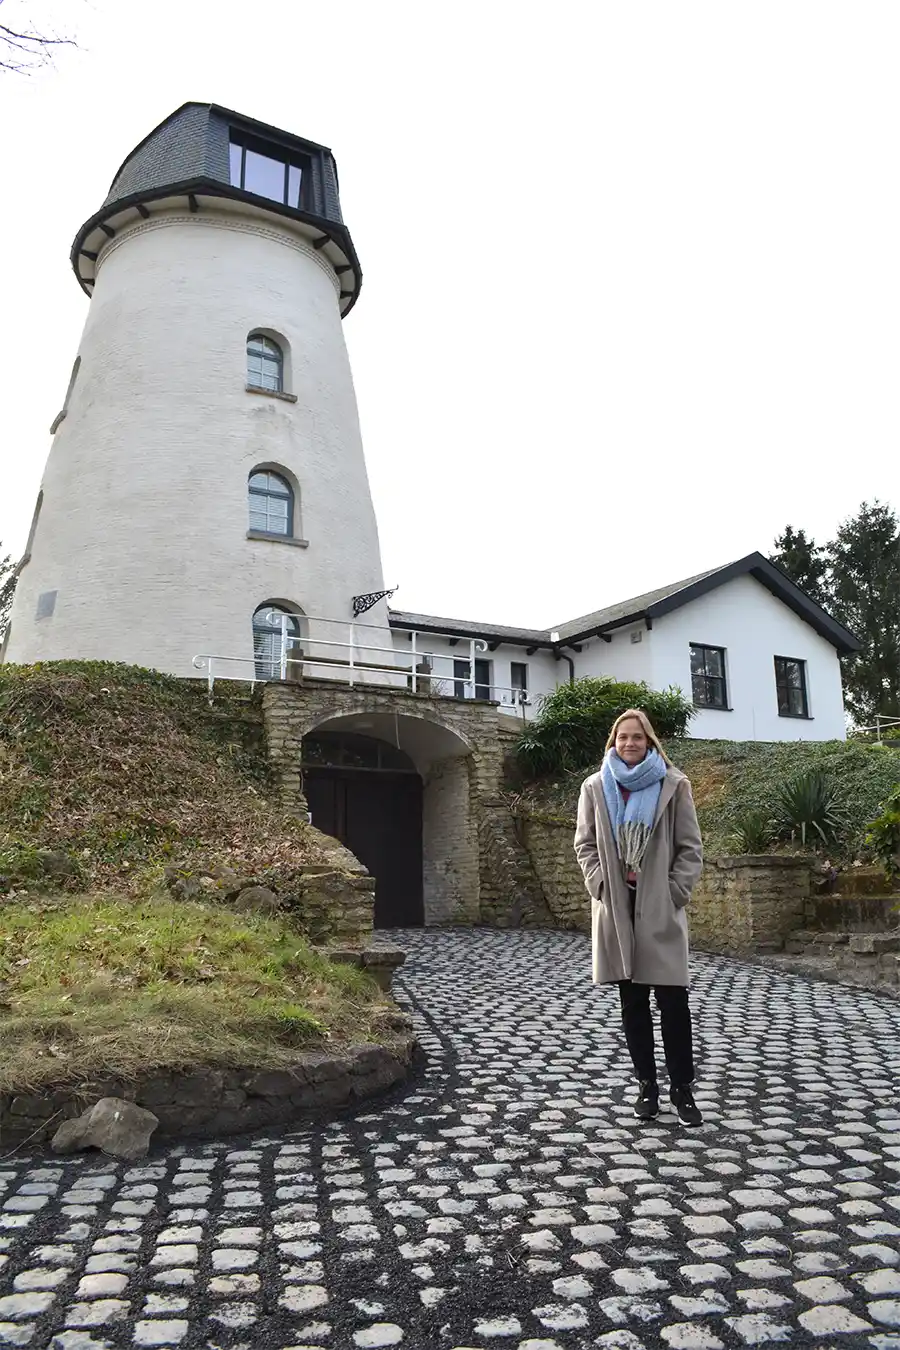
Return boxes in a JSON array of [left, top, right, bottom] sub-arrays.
[[3, 930, 900, 1349]]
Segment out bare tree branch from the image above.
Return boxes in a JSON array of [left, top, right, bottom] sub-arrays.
[[0, 2, 76, 74]]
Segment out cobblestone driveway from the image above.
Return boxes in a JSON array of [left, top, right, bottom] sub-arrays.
[[4, 929, 900, 1349]]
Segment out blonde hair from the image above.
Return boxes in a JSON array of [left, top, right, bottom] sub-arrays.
[[605, 708, 672, 765]]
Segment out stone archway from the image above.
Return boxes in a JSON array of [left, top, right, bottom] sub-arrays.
[[262, 680, 554, 931], [262, 681, 506, 926]]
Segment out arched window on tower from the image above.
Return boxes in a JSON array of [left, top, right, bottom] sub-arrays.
[[247, 333, 283, 393], [252, 603, 304, 680], [248, 470, 293, 537]]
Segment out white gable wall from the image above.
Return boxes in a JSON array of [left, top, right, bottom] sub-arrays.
[[649, 574, 847, 741], [386, 577, 848, 741], [575, 626, 655, 684]]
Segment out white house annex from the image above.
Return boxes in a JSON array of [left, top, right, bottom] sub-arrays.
[[2, 102, 860, 744]]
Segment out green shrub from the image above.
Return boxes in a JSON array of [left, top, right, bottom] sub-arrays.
[[866, 786, 900, 880], [730, 809, 776, 854], [776, 768, 846, 849], [515, 678, 694, 779]]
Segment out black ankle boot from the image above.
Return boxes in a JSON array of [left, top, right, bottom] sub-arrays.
[[634, 1079, 659, 1121], [670, 1084, 703, 1126]]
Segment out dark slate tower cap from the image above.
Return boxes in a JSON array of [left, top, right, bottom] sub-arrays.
[[71, 102, 362, 315]]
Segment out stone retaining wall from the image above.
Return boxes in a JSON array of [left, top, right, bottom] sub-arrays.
[[803, 892, 898, 933], [689, 856, 811, 954], [0, 1035, 416, 1148], [510, 816, 812, 952], [518, 817, 590, 932]]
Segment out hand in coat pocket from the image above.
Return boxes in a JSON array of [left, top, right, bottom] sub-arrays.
[[669, 876, 690, 908]]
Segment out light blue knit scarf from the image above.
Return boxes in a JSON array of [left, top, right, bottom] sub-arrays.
[[600, 748, 667, 875]]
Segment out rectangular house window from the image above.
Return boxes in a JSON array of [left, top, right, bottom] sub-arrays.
[[690, 643, 728, 709], [453, 658, 492, 700], [774, 656, 809, 718], [510, 661, 529, 700]]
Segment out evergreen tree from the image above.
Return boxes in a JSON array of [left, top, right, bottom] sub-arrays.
[[770, 525, 830, 606], [827, 501, 900, 725], [0, 544, 15, 637]]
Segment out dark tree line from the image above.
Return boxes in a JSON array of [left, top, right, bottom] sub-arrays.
[[770, 500, 900, 726]]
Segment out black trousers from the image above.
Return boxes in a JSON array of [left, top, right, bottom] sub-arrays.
[[618, 882, 694, 1085], [617, 979, 694, 1086]]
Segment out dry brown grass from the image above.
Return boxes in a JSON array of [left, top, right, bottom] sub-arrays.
[[0, 661, 333, 895]]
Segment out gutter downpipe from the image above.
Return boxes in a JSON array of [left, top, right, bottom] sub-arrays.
[[550, 632, 576, 684]]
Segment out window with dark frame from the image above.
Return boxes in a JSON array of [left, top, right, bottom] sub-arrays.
[[248, 471, 293, 536], [229, 133, 312, 212], [510, 661, 529, 700], [453, 658, 492, 700], [690, 644, 728, 709], [774, 656, 809, 718]]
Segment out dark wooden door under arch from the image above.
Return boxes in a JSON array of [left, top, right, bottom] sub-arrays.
[[303, 766, 424, 928]]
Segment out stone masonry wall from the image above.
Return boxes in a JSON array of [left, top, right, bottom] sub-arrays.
[[422, 757, 479, 924], [511, 813, 812, 953], [477, 807, 553, 928], [689, 856, 811, 953], [262, 681, 511, 927], [520, 817, 590, 932]]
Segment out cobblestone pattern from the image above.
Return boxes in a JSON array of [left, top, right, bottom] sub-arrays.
[[5, 931, 900, 1347]]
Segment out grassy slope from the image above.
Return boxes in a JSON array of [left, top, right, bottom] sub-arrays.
[[0, 663, 394, 1091], [516, 737, 900, 858], [0, 895, 398, 1092]]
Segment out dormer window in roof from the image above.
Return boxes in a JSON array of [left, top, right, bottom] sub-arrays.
[[228, 131, 312, 212]]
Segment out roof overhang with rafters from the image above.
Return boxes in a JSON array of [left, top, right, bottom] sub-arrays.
[[70, 102, 362, 315]]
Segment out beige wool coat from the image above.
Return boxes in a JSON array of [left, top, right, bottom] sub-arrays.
[[574, 766, 703, 987]]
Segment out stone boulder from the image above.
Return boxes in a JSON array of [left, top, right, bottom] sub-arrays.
[[51, 1097, 159, 1160], [232, 885, 281, 915]]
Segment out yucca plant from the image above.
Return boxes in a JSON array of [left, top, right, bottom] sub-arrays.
[[730, 809, 775, 855], [777, 768, 846, 849]]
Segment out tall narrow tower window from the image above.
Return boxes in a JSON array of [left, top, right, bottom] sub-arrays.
[[249, 471, 293, 536], [253, 604, 302, 679], [247, 334, 283, 392]]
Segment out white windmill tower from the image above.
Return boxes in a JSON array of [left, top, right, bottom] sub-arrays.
[[4, 102, 394, 684]]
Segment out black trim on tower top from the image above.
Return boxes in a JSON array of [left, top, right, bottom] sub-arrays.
[[69, 102, 361, 314]]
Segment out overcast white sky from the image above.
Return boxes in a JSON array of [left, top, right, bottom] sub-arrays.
[[0, 1, 896, 629]]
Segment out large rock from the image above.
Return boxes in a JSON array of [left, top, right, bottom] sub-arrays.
[[232, 885, 281, 914], [51, 1097, 159, 1160]]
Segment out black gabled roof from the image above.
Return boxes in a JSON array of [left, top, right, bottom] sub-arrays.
[[390, 553, 862, 656], [554, 552, 862, 654]]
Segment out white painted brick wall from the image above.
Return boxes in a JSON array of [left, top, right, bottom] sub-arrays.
[[6, 208, 388, 674]]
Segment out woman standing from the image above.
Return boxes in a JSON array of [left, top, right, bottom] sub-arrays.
[[574, 709, 704, 1125]]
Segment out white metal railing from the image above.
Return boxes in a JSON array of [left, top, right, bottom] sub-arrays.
[[191, 612, 531, 714], [856, 714, 900, 745]]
